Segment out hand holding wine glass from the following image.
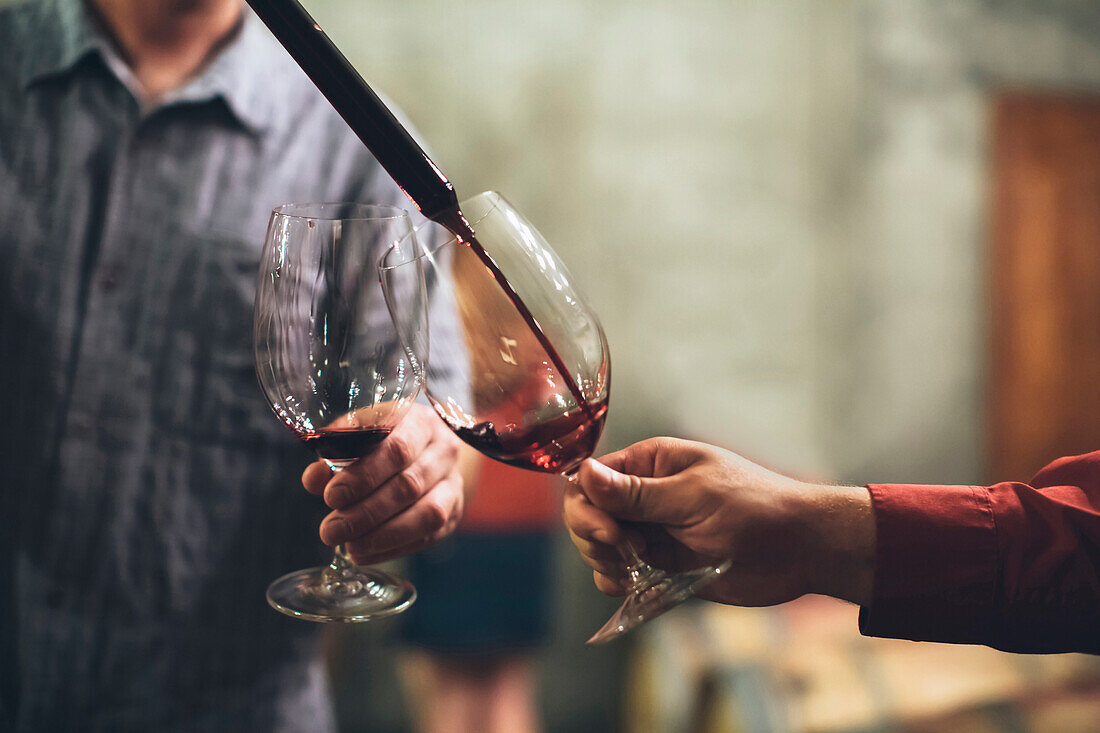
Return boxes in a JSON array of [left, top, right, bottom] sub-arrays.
[[564, 438, 877, 609], [254, 202, 456, 622], [301, 401, 466, 566]]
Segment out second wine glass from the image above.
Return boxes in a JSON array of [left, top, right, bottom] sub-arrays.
[[379, 191, 728, 644], [254, 202, 421, 622]]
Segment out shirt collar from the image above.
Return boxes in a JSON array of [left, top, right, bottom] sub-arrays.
[[18, 0, 106, 89], [163, 9, 276, 134], [20, 0, 277, 135]]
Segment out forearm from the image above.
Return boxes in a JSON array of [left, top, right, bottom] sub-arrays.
[[797, 483, 876, 605]]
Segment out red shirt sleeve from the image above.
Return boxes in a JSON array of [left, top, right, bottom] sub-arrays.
[[859, 451, 1100, 654]]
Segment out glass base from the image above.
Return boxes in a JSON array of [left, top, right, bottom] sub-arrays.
[[266, 564, 416, 623], [586, 560, 731, 645]]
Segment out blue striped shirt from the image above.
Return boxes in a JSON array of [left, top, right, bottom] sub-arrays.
[[0, 1, 421, 729]]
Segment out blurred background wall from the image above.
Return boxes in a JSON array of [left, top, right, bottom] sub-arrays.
[[308, 0, 1100, 484], [3, 0, 1098, 728], [305, 0, 1100, 730]]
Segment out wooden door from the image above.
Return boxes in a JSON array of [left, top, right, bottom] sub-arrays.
[[990, 94, 1100, 481]]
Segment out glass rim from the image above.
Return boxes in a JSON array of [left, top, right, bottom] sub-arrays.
[[377, 191, 506, 271], [457, 190, 505, 231], [270, 202, 410, 223]]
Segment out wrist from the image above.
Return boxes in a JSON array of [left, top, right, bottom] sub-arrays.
[[797, 483, 875, 605]]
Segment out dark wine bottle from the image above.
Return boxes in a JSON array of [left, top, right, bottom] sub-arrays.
[[244, 0, 460, 223]]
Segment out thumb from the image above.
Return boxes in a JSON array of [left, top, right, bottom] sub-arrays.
[[577, 458, 683, 524]]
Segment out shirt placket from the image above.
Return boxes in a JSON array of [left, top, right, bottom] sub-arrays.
[[62, 126, 140, 438]]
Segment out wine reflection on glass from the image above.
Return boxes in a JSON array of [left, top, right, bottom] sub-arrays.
[[253, 203, 421, 622], [379, 191, 729, 644]]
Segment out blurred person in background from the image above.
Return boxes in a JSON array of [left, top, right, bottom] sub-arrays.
[[565, 438, 1100, 654], [397, 240, 560, 733], [399, 455, 558, 733], [0, 0, 468, 729]]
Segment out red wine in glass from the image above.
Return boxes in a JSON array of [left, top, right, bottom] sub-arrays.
[[449, 401, 609, 474], [299, 427, 392, 464]]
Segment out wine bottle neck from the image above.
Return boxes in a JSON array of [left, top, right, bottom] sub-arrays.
[[245, 0, 457, 217]]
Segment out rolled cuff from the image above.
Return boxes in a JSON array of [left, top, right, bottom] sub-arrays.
[[858, 483, 998, 645]]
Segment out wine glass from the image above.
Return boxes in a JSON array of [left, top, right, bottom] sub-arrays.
[[254, 202, 421, 622], [378, 191, 729, 644]]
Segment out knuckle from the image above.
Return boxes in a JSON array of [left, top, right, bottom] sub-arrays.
[[444, 437, 460, 460], [350, 462, 380, 492], [444, 513, 460, 536], [352, 504, 379, 534], [563, 503, 589, 529], [448, 501, 464, 529], [387, 433, 417, 468], [425, 525, 449, 548], [339, 513, 361, 539], [393, 470, 425, 506], [624, 473, 645, 512], [420, 500, 448, 533], [437, 430, 459, 457], [652, 436, 678, 453]]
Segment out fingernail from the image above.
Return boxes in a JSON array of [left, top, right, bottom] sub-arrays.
[[589, 460, 614, 484]]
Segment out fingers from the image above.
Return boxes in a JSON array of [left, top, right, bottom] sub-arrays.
[[595, 440, 662, 478], [302, 403, 465, 563], [564, 480, 624, 546], [343, 474, 464, 565], [576, 457, 687, 525], [564, 482, 640, 580], [564, 486, 631, 598], [319, 435, 457, 545], [567, 526, 628, 579], [595, 436, 703, 480], [300, 417, 432, 505], [302, 460, 333, 497], [329, 421, 433, 506], [593, 570, 627, 597]]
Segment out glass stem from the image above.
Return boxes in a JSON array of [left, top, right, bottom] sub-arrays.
[[320, 461, 357, 586], [622, 542, 662, 592], [323, 546, 357, 585]]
